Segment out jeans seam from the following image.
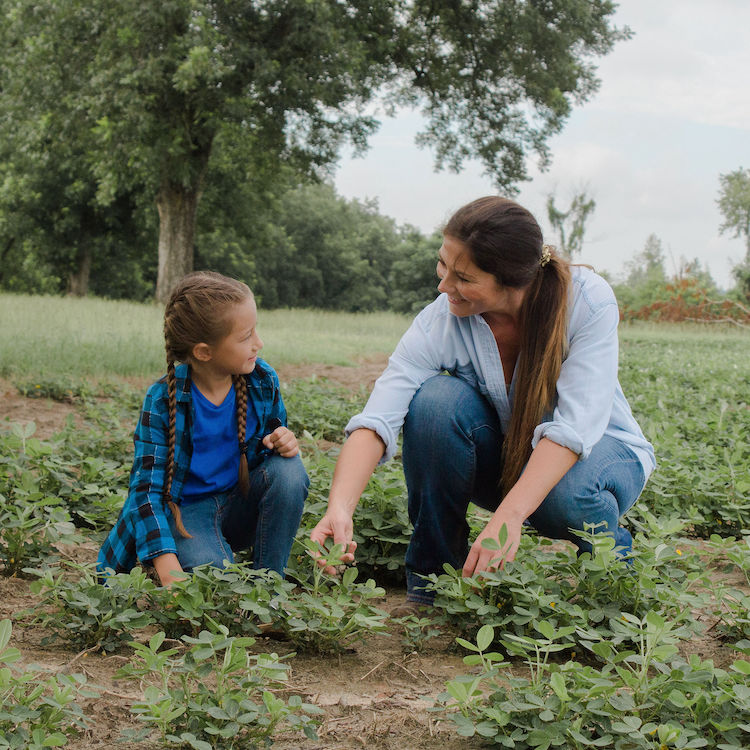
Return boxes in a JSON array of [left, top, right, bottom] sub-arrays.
[[256, 465, 269, 564], [212, 496, 232, 563]]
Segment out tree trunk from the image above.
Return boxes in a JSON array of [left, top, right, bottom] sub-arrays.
[[154, 183, 201, 304], [0, 237, 15, 284], [67, 243, 92, 296]]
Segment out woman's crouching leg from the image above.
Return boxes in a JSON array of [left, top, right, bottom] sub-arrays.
[[527, 435, 645, 556], [402, 375, 502, 603]]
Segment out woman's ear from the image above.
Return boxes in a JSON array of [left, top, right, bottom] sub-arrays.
[[191, 342, 212, 362]]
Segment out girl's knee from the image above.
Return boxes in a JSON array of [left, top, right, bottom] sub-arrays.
[[263, 455, 309, 510]]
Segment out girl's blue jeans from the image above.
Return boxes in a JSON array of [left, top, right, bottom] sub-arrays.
[[167, 454, 308, 576], [402, 375, 646, 604]]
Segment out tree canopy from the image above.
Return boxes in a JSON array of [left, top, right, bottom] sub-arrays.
[[717, 167, 750, 300], [546, 190, 596, 257], [1, 0, 630, 301]]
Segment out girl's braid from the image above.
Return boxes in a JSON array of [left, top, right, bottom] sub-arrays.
[[164, 356, 192, 539], [233, 374, 251, 497]]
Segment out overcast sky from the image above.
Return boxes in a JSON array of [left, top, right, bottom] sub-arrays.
[[334, 0, 750, 288]]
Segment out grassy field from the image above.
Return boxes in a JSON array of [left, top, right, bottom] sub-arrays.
[[0, 293, 412, 378], [2, 290, 749, 379]]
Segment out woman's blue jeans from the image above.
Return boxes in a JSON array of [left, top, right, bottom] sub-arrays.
[[402, 375, 646, 603], [167, 454, 308, 576]]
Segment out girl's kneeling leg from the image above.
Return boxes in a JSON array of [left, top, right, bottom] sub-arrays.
[[225, 454, 308, 576], [168, 494, 235, 571]]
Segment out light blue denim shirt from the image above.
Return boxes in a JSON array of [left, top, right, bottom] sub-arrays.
[[346, 266, 655, 479]]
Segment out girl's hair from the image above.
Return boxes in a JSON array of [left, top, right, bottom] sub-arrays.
[[444, 196, 571, 496], [162, 271, 253, 537]]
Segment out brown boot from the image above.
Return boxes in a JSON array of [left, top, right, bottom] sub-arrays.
[[389, 600, 432, 618]]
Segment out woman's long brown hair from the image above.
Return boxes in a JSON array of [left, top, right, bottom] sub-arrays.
[[444, 197, 571, 496], [162, 271, 253, 537]]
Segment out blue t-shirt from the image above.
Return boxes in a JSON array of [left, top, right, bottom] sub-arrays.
[[182, 384, 259, 501]]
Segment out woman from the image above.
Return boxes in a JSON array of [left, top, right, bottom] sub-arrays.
[[310, 197, 654, 609]]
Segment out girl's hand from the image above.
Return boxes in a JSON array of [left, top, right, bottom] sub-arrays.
[[153, 553, 187, 588], [462, 509, 523, 577], [262, 426, 299, 457]]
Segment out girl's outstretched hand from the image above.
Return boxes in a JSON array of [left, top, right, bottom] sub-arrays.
[[262, 426, 299, 457]]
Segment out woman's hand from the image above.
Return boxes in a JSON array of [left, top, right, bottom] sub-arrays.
[[309, 511, 357, 575], [262, 426, 299, 457], [462, 439, 579, 576], [462, 507, 524, 577]]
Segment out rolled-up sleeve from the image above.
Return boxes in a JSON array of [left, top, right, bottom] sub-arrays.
[[531, 297, 620, 460], [346, 307, 445, 462]]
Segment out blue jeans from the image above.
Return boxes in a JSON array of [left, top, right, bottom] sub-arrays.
[[402, 375, 646, 603], [167, 454, 308, 576]]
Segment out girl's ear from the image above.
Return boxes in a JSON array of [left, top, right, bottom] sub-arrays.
[[191, 342, 212, 362]]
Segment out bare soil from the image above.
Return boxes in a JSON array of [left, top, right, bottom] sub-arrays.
[[0, 377, 82, 439]]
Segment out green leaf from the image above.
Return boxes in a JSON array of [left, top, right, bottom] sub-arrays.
[[42, 734, 67, 747], [0, 620, 11, 651], [535, 620, 555, 640], [549, 672, 569, 702], [476, 625, 494, 653]]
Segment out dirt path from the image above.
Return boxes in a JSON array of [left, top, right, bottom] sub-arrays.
[[0, 357, 389, 439]]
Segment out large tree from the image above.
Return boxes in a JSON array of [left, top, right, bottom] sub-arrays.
[[2, 0, 629, 302]]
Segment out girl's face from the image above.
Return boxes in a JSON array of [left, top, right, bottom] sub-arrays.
[[206, 297, 263, 376], [437, 235, 527, 321]]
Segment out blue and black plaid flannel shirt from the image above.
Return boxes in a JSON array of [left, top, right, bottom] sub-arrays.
[[97, 359, 288, 574]]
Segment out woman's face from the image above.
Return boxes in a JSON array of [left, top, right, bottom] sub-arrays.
[[437, 235, 527, 321]]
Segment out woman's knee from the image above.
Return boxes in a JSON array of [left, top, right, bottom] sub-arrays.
[[405, 375, 496, 443]]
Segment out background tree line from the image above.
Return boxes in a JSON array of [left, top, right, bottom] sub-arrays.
[[0, 171, 441, 313]]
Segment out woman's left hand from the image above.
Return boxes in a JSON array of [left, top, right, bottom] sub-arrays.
[[262, 426, 299, 457], [462, 509, 524, 577]]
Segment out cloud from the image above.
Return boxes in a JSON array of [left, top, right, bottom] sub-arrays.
[[594, 0, 750, 128], [334, 2, 750, 290]]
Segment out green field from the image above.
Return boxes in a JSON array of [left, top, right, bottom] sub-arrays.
[[0, 293, 412, 378], [1, 293, 749, 749]]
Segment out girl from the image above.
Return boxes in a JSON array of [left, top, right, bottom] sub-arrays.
[[98, 271, 307, 586], [311, 196, 655, 611]]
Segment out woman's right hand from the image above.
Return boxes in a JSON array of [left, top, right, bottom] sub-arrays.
[[309, 512, 357, 575], [309, 428, 384, 574]]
